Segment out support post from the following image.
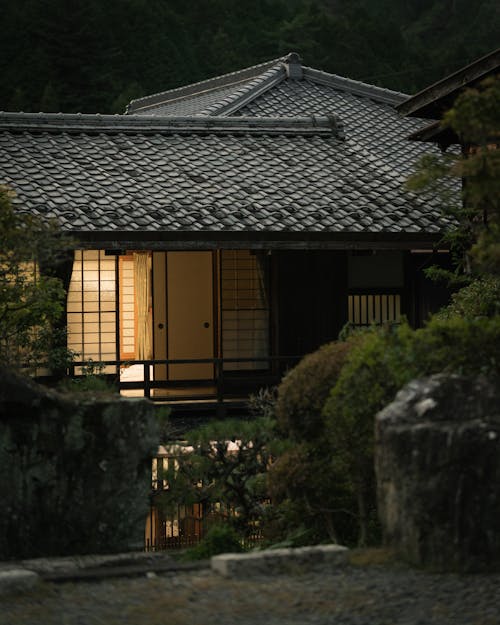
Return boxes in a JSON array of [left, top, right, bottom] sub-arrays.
[[144, 361, 151, 398]]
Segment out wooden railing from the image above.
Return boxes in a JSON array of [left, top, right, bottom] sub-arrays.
[[67, 355, 302, 405]]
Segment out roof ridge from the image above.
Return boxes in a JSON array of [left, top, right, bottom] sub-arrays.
[[127, 57, 284, 114], [201, 64, 286, 116], [303, 67, 408, 105], [0, 112, 345, 137], [127, 53, 408, 117]]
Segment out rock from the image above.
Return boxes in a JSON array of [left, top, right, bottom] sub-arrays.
[[16, 550, 175, 576], [375, 374, 500, 572], [211, 544, 349, 577], [0, 569, 39, 595], [0, 367, 159, 559]]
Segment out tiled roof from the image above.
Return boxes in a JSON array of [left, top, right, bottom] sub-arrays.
[[130, 53, 406, 117], [128, 53, 436, 179], [235, 76, 428, 178], [127, 58, 283, 115], [0, 112, 453, 237], [0, 54, 457, 242]]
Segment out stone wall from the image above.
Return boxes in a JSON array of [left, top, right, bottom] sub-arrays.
[[0, 368, 159, 559], [375, 374, 500, 572]]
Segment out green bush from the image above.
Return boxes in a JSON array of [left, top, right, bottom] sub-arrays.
[[181, 524, 244, 561], [323, 326, 414, 546], [267, 316, 500, 548], [275, 341, 351, 441], [267, 341, 353, 545], [436, 275, 500, 320], [412, 315, 500, 376], [322, 316, 500, 546]]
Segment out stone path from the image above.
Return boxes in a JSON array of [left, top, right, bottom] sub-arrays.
[[1, 550, 499, 625]]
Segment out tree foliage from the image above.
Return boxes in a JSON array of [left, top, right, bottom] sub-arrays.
[[322, 327, 414, 546], [407, 76, 500, 283], [454, 78, 500, 277], [0, 186, 70, 370], [435, 274, 500, 320], [157, 417, 280, 539]]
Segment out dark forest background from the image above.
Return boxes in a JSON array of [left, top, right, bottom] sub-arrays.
[[1, 0, 498, 114]]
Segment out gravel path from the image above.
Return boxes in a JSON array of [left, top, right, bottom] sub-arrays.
[[1, 559, 500, 625]]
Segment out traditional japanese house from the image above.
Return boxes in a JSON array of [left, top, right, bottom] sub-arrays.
[[0, 53, 454, 412]]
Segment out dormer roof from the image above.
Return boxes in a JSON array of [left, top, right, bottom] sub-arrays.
[[127, 53, 429, 179], [127, 52, 406, 117]]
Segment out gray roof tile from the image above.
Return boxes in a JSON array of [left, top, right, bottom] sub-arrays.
[[125, 55, 429, 182], [0, 114, 451, 236], [0, 56, 456, 239], [127, 57, 282, 115]]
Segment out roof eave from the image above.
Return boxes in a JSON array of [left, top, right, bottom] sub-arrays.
[[408, 120, 460, 149], [397, 48, 500, 119], [70, 230, 447, 251]]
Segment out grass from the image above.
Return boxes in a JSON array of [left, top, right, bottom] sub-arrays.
[[348, 547, 400, 567]]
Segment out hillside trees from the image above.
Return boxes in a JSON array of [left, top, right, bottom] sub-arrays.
[[0, 0, 498, 113]]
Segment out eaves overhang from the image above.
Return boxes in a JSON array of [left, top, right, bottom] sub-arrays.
[[70, 230, 447, 252], [407, 120, 460, 148], [397, 48, 500, 119]]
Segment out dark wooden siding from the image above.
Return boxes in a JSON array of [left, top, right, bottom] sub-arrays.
[[273, 250, 348, 358], [273, 250, 453, 362], [405, 251, 453, 327]]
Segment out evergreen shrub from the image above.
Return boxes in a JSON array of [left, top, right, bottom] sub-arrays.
[[268, 341, 352, 545], [181, 524, 244, 561], [435, 275, 500, 320], [156, 417, 279, 543], [323, 325, 414, 545], [412, 315, 500, 376], [275, 341, 351, 441], [322, 316, 500, 545]]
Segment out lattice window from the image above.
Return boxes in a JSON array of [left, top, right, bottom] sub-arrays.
[[67, 250, 117, 373], [348, 293, 401, 326], [221, 250, 269, 371]]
